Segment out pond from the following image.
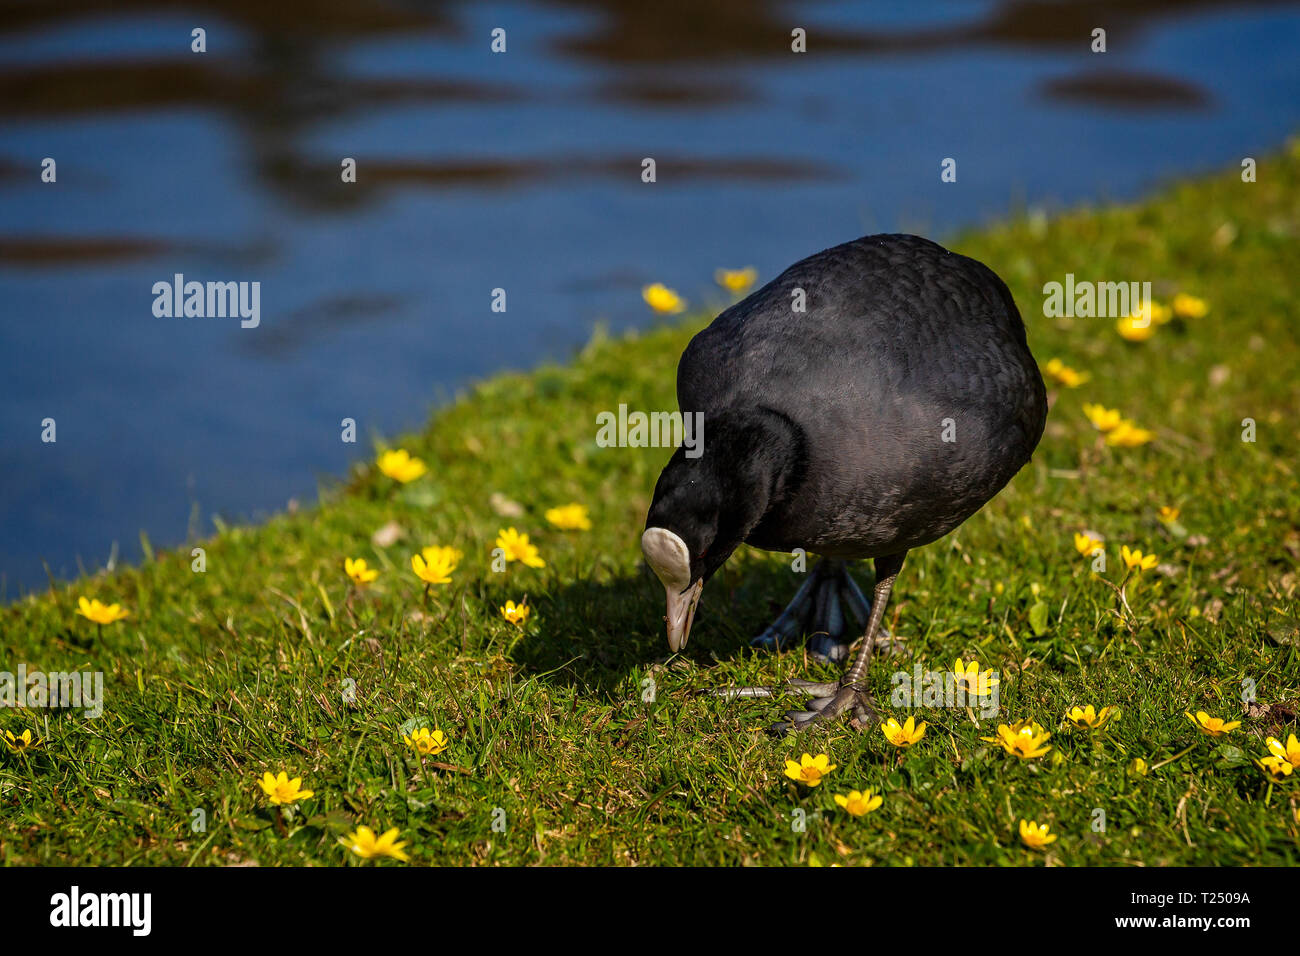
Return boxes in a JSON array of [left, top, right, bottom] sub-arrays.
[[2, 0, 1299, 594]]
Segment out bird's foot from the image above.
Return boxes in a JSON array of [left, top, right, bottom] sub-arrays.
[[750, 559, 872, 663], [772, 678, 878, 736], [712, 678, 878, 737]]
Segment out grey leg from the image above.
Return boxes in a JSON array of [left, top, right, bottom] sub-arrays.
[[715, 551, 907, 736], [751, 558, 868, 662], [774, 551, 906, 735], [749, 563, 823, 651]]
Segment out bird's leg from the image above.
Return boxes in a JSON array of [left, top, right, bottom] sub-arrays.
[[711, 552, 906, 735], [774, 552, 905, 735], [751, 558, 869, 662], [748, 562, 824, 651], [713, 678, 840, 701]]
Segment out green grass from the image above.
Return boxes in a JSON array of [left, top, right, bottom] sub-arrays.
[[3, 144, 1300, 867]]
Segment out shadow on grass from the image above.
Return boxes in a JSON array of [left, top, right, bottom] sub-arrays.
[[507, 555, 879, 699]]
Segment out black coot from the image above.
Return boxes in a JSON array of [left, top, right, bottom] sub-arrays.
[[641, 234, 1047, 733]]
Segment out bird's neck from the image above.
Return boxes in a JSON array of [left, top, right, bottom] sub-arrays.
[[707, 407, 807, 540]]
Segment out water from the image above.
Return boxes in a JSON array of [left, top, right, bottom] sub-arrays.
[[2, 0, 1299, 595]]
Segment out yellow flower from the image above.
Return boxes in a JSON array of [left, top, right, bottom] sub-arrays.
[[1019, 819, 1057, 849], [982, 721, 1052, 759], [784, 752, 837, 787], [1106, 420, 1154, 447], [1185, 711, 1240, 737], [500, 599, 530, 627], [1129, 757, 1149, 777], [881, 716, 927, 748], [1073, 532, 1104, 556], [833, 789, 883, 817], [1082, 403, 1124, 433], [1119, 301, 1171, 338], [496, 527, 545, 568], [1120, 545, 1158, 572], [1172, 293, 1209, 319], [344, 557, 379, 585], [2, 729, 39, 753], [1043, 358, 1090, 388], [642, 283, 686, 314], [1065, 705, 1115, 730], [1116, 313, 1156, 341], [953, 658, 999, 697], [1256, 756, 1294, 782], [1265, 733, 1300, 768], [75, 597, 130, 626], [340, 825, 409, 862], [411, 545, 461, 585], [544, 503, 592, 531], [258, 771, 314, 806], [376, 449, 427, 483], [715, 267, 758, 295], [402, 727, 449, 756], [1156, 506, 1180, 524]]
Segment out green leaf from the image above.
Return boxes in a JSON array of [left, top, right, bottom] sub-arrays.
[[1215, 744, 1250, 768], [399, 483, 441, 509], [1028, 601, 1051, 636], [399, 716, 432, 736]]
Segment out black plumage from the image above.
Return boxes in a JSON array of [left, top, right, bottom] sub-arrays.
[[641, 233, 1047, 733]]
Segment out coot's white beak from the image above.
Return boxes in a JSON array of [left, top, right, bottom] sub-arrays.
[[665, 578, 704, 651], [641, 527, 703, 652]]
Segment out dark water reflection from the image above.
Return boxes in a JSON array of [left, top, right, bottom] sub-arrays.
[[2, 0, 1299, 593]]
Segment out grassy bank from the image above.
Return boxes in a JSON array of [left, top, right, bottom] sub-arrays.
[[3, 145, 1299, 866]]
